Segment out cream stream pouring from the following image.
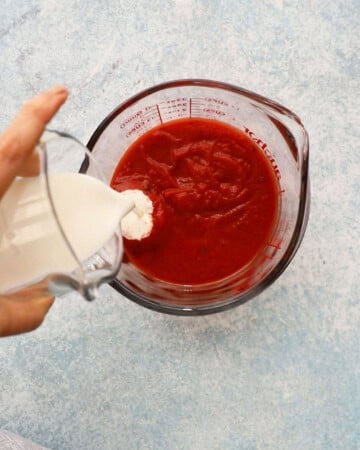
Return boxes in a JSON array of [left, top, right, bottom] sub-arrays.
[[0, 172, 153, 295]]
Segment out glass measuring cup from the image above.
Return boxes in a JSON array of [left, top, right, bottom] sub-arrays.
[[0, 130, 130, 301], [85, 79, 310, 315]]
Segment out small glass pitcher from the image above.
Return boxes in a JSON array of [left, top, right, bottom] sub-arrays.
[[0, 130, 132, 301]]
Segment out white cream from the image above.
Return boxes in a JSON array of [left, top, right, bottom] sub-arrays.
[[120, 189, 153, 240], [0, 173, 153, 292]]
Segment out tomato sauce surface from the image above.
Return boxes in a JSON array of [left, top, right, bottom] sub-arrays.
[[111, 118, 279, 284]]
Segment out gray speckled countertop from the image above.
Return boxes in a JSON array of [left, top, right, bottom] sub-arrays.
[[0, 1, 359, 449]]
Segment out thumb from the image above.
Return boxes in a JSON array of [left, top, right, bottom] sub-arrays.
[[0, 296, 54, 337]]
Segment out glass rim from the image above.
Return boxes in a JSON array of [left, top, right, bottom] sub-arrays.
[[86, 79, 310, 315]]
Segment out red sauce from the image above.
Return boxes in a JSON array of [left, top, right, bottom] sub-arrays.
[[111, 118, 279, 284]]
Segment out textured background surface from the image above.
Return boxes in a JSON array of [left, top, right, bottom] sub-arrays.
[[0, 1, 359, 449]]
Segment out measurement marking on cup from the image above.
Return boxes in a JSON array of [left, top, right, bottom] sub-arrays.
[[191, 98, 204, 104], [189, 98, 204, 117], [244, 127, 281, 181], [143, 112, 159, 120], [143, 111, 157, 117], [268, 241, 281, 250], [156, 104, 163, 124]]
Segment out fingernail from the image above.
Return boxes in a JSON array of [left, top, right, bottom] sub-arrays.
[[48, 85, 68, 96]]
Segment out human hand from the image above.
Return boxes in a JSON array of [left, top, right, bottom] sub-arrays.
[[0, 86, 68, 336]]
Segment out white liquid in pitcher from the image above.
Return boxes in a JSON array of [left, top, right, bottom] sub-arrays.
[[0, 173, 152, 293]]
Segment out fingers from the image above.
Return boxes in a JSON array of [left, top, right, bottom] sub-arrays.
[[0, 86, 68, 199], [0, 88, 66, 336], [0, 296, 54, 337], [18, 151, 40, 177], [4, 278, 51, 301]]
